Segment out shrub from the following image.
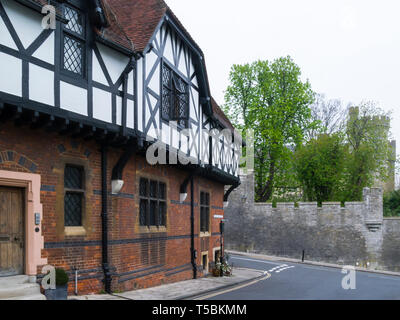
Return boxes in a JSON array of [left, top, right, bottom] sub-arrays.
[[55, 268, 69, 287]]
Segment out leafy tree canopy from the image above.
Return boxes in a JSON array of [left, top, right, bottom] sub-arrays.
[[224, 56, 316, 201]]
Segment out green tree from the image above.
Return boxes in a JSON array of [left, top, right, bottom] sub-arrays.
[[343, 102, 393, 201], [383, 190, 400, 217], [224, 56, 316, 202], [294, 133, 346, 203]]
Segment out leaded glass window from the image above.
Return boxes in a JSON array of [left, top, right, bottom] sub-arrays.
[[139, 178, 167, 227], [200, 192, 210, 233], [62, 4, 85, 77], [161, 63, 189, 127], [64, 165, 85, 227], [64, 6, 84, 35]]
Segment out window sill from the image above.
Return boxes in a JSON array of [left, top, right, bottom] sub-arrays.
[[200, 232, 210, 238], [139, 226, 167, 233], [64, 226, 87, 237]]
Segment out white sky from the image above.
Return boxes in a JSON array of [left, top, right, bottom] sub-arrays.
[[166, 0, 400, 169]]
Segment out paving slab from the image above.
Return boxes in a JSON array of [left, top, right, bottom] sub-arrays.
[[69, 268, 264, 300]]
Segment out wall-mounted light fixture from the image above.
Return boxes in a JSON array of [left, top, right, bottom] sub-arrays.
[[111, 179, 124, 195], [180, 192, 188, 203]]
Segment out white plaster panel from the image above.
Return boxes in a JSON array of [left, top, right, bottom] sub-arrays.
[[60, 81, 87, 116], [97, 42, 129, 84], [146, 50, 158, 79], [190, 88, 198, 121], [92, 50, 109, 86], [0, 14, 17, 50], [181, 134, 188, 155], [147, 109, 159, 140], [178, 46, 187, 76], [127, 70, 134, 95], [163, 31, 174, 64], [92, 87, 111, 122], [29, 63, 54, 106], [148, 64, 160, 95], [32, 32, 54, 64], [171, 127, 179, 149], [2, 0, 43, 49], [191, 75, 198, 88], [190, 124, 198, 158], [137, 59, 143, 132], [161, 123, 170, 145], [116, 95, 122, 126], [127, 99, 134, 129], [0, 52, 21, 96]]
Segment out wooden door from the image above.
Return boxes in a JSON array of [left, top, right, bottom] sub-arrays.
[[0, 187, 24, 276]]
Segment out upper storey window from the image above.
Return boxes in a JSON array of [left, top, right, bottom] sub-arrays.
[[161, 63, 189, 128], [62, 4, 86, 77]]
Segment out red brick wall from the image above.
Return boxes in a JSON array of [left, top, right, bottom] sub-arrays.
[[0, 122, 225, 295]]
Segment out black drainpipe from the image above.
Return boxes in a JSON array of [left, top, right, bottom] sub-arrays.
[[101, 144, 112, 293], [190, 177, 197, 279], [181, 170, 198, 279]]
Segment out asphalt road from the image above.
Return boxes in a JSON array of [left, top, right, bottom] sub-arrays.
[[205, 255, 400, 300]]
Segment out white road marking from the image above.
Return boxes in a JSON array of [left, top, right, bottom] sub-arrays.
[[275, 266, 295, 273], [231, 257, 295, 274], [268, 264, 288, 272]]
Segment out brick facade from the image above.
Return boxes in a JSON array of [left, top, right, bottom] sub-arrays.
[[0, 122, 224, 294]]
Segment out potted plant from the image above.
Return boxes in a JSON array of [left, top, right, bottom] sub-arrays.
[[212, 263, 221, 277], [44, 268, 69, 300], [222, 262, 232, 276]]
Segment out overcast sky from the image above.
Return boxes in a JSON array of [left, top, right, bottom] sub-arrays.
[[166, 0, 400, 167]]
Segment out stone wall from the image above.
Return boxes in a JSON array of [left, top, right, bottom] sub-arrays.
[[225, 170, 400, 272]]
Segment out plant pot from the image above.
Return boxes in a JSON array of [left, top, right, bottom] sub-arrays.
[[44, 284, 68, 300], [212, 269, 220, 277]]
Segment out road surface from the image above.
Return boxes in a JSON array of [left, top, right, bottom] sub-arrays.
[[204, 254, 400, 300]]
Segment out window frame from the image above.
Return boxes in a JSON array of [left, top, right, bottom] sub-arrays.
[[60, 2, 87, 79], [199, 191, 211, 235], [64, 164, 85, 227], [161, 60, 190, 129], [139, 177, 167, 229]]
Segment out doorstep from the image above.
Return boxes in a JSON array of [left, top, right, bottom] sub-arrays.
[[69, 268, 264, 300]]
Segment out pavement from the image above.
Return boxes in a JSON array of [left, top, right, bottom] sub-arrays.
[[69, 268, 265, 300]]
